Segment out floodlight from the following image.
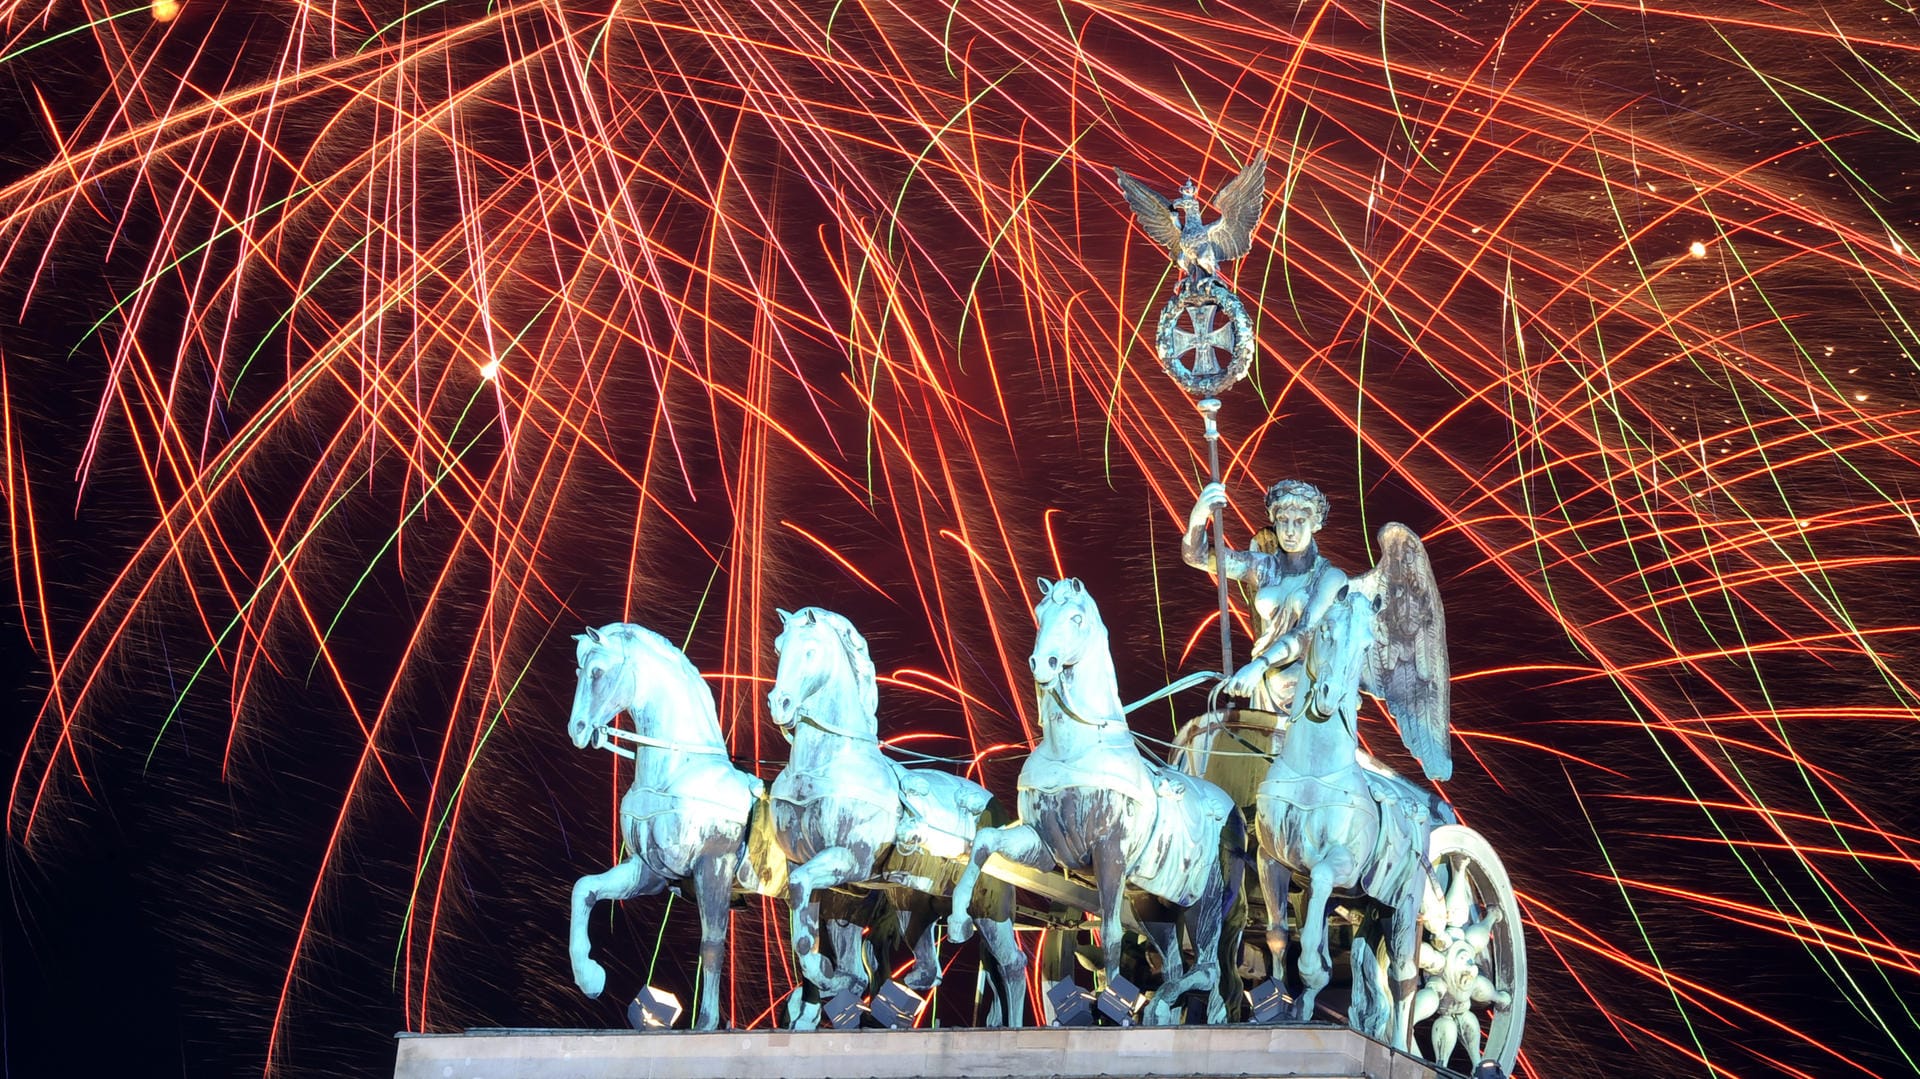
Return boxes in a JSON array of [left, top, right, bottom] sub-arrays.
[[868, 980, 926, 1029], [1246, 979, 1289, 1024], [627, 986, 683, 1030], [1045, 979, 1094, 1027], [1096, 973, 1145, 1026], [823, 989, 865, 1030]]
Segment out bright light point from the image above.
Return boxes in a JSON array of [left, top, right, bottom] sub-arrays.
[[1688, 241, 1708, 258], [1854, 392, 1868, 402], [152, 0, 180, 21], [478, 360, 500, 381], [1798, 520, 1812, 529]]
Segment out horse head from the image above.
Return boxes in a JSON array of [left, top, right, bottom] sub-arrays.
[[569, 623, 633, 749], [1301, 588, 1375, 727], [768, 607, 879, 735], [1030, 577, 1103, 687]]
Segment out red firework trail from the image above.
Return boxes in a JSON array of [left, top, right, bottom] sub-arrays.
[[0, 1, 1915, 1075]]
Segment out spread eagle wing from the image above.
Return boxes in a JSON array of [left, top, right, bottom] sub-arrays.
[[1114, 167, 1183, 251], [1347, 522, 1452, 781], [1203, 152, 1267, 261]]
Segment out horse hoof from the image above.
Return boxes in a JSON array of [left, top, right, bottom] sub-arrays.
[[948, 915, 974, 943], [575, 960, 607, 1000]]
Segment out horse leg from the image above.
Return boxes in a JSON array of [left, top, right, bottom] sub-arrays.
[[1155, 868, 1230, 1025], [1138, 918, 1184, 1025], [690, 846, 740, 1031], [1387, 880, 1425, 1052], [823, 916, 871, 997], [948, 823, 1048, 942], [569, 858, 662, 999], [786, 984, 822, 1030], [973, 911, 1029, 1028], [787, 846, 867, 1018], [1192, 869, 1232, 1025], [1218, 839, 1249, 1023], [1093, 835, 1130, 989], [1294, 866, 1336, 1020], [899, 900, 941, 993], [1256, 857, 1293, 991], [1037, 915, 1075, 1024]]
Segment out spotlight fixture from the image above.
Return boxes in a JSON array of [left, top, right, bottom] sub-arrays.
[[1045, 979, 1094, 1027], [1246, 979, 1290, 1024], [823, 989, 866, 1030], [626, 986, 683, 1030], [1096, 974, 1145, 1026], [868, 980, 926, 1029]]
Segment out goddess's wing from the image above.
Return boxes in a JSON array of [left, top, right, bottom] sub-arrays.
[[1348, 522, 1452, 781], [1203, 152, 1267, 261], [1114, 168, 1183, 250]]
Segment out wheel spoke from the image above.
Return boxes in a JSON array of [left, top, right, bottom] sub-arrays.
[[1419, 825, 1526, 1075]]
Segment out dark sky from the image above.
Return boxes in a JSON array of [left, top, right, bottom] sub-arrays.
[[3, 2, 1918, 1077]]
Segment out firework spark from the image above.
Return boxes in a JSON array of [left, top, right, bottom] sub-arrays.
[[0, 1, 1915, 1076]]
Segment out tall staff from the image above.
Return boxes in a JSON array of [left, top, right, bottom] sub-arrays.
[[1114, 154, 1268, 673]]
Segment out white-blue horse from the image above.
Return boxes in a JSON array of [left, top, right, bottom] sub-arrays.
[[1255, 590, 1438, 1048], [949, 578, 1247, 1024], [766, 606, 1028, 1029], [564, 623, 776, 1030]]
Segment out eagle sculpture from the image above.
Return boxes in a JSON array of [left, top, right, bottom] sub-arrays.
[[1114, 153, 1267, 282]]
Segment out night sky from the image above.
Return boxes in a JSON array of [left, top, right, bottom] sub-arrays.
[[2, 2, 1917, 1077]]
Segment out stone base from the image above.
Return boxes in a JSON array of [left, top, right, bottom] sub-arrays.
[[394, 1025, 1446, 1079]]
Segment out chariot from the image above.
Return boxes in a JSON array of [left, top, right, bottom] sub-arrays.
[[561, 152, 1524, 1077], [1169, 704, 1527, 1074], [944, 571, 1526, 1076]]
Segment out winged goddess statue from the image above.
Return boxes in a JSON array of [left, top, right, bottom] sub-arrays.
[[1184, 478, 1452, 781], [1115, 153, 1268, 284]]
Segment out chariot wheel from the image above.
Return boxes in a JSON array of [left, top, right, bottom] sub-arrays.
[[1416, 824, 1526, 1075]]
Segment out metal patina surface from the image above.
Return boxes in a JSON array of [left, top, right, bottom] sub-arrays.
[[765, 606, 1028, 1030], [1115, 156, 1264, 400], [947, 577, 1248, 1027], [539, 156, 1524, 1077], [561, 623, 772, 1033], [1178, 479, 1523, 1073]]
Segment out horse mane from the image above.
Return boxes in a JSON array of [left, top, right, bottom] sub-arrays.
[[1300, 594, 1372, 723], [1329, 594, 1374, 676], [1034, 579, 1124, 725], [590, 622, 725, 743], [794, 607, 880, 719]]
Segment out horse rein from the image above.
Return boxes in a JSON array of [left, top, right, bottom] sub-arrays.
[[1041, 677, 1127, 730], [593, 724, 732, 757], [787, 711, 882, 744]]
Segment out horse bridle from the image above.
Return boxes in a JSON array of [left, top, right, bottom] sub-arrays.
[[774, 618, 883, 745], [582, 635, 732, 758], [593, 724, 731, 757]]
